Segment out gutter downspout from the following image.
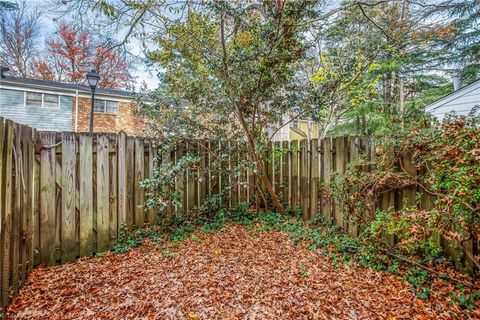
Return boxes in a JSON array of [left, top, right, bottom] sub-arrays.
[[74, 90, 79, 132]]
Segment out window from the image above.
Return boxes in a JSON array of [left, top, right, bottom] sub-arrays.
[[25, 92, 60, 109], [105, 100, 118, 113], [44, 94, 59, 109], [94, 99, 105, 112], [25, 92, 42, 108], [94, 99, 118, 114]]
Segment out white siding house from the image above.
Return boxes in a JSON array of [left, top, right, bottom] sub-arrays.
[[425, 79, 480, 121]]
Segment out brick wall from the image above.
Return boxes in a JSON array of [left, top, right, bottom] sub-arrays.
[[74, 97, 147, 135]]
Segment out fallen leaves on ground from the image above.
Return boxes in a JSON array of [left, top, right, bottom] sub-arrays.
[[7, 225, 480, 319]]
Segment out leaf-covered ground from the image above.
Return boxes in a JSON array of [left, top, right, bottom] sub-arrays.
[[7, 225, 480, 319]]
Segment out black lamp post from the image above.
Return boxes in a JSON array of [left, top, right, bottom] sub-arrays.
[[86, 70, 100, 134]]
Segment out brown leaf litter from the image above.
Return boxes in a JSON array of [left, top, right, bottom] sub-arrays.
[[7, 225, 480, 319]]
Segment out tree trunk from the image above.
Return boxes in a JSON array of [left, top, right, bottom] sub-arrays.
[[219, 10, 285, 215]]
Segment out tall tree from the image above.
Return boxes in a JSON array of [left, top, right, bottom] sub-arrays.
[[0, 1, 39, 77], [33, 23, 134, 89], [147, 1, 316, 213], [308, 0, 458, 138], [65, 0, 317, 213], [440, 0, 480, 82]]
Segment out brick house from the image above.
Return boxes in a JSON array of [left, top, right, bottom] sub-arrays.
[[0, 76, 147, 135]]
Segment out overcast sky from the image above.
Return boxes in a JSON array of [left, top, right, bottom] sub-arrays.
[[23, 0, 160, 91]]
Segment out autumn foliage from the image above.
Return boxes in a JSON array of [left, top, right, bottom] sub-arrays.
[[7, 225, 479, 319], [32, 24, 133, 89]]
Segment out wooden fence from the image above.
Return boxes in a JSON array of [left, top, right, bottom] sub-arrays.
[[0, 117, 477, 312], [0, 118, 35, 311]]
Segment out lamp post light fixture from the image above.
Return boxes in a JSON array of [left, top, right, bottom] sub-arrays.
[[86, 70, 100, 134]]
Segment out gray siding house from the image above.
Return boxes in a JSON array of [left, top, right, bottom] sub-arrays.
[[0, 76, 134, 131], [425, 78, 480, 121], [0, 84, 73, 131]]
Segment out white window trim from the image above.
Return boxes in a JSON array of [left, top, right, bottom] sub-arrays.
[[24, 91, 61, 109], [94, 99, 118, 115]]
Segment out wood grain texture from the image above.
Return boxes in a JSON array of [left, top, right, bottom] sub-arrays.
[[126, 137, 135, 228], [290, 140, 299, 209], [12, 123, 21, 292], [321, 138, 332, 220], [61, 132, 77, 263], [109, 139, 118, 245], [134, 138, 144, 227], [79, 135, 93, 257], [96, 135, 110, 252], [300, 139, 310, 220], [117, 132, 127, 229], [309, 139, 319, 219], [38, 131, 57, 265]]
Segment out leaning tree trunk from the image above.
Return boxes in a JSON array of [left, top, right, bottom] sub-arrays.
[[234, 107, 286, 215], [219, 11, 285, 215]]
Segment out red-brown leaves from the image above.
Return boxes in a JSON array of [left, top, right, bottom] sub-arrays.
[[7, 226, 479, 319], [31, 24, 133, 89]]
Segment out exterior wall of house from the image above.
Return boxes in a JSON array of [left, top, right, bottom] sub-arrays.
[[289, 121, 319, 141], [0, 88, 73, 131], [75, 97, 147, 135], [426, 80, 480, 121], [269, 119, 320, 141]]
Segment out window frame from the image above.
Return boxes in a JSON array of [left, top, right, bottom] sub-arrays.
[[43, 93, 60, 109], [93, 98, 118, 115], [25, 91, 43, 108], [24, 91, 61, 109]]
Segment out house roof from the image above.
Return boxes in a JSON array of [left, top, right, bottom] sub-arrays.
[[0, 76, 135, 99], [425, 78, 480, 112]]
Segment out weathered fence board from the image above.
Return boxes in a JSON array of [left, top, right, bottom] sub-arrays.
[[79, 135, 94, 257], [310, 139, 319, 219], [134, 138, 144, 227], [96, 135, 110, 252], [117, 132, 127, 230], [61, 133, 77, 263], [39, 132, 56, 266]]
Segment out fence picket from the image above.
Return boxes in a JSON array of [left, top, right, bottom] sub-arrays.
[[79, 135, 93, 257], [61, 132, 77, 263], [321, 138, 332, 220], [118, 132, 127, 229], [12, 123, 21, 292], [96, 135, 110, 252], [109, 137, 118, 244], [0, 119, 11, 309], [310, 139, 319, 219], [134, 138, 145, 227], [291, 140, 299, 208], [126, 137, 135, 228], [300, 139, 309, 220], [39, 131, 57, 266]]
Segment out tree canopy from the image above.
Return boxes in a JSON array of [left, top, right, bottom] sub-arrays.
[[48, 0, 480, 215]]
